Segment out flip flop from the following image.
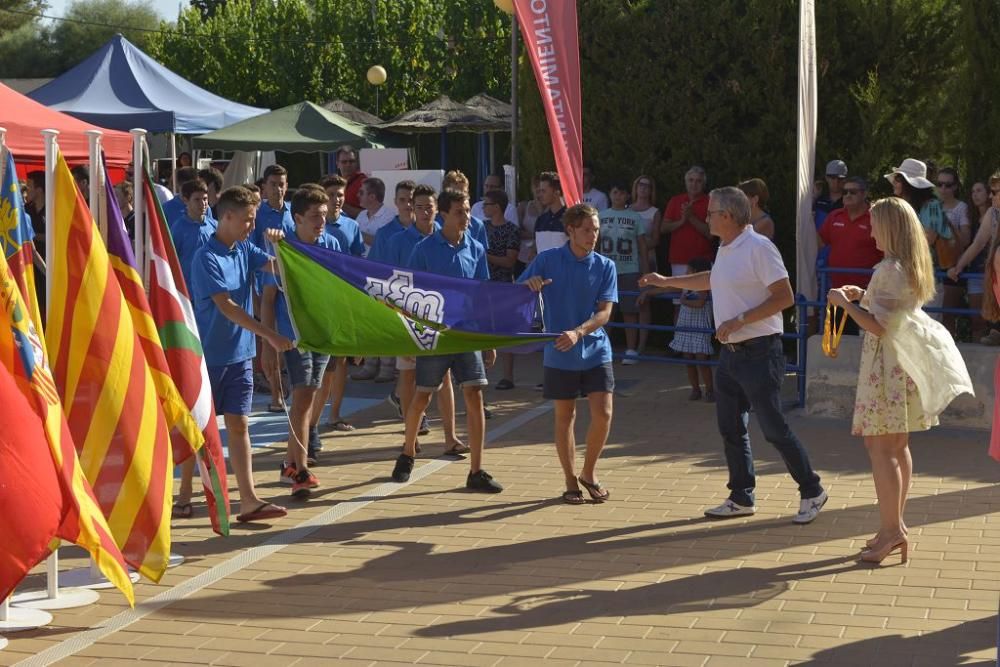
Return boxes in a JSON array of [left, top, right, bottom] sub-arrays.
[[236, 502, 287, 523], [330, 420, 355, 432], [171, 502, 193, 519], [578, 476, 610, 502], [267, 403, 285, 413], [562, 490, 585, 505], [443, 443, 470, 456]]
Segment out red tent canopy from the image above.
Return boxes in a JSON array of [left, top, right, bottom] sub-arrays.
[[0, 82, 132, 172]]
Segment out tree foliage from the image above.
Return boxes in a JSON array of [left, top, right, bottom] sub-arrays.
[[47, 0, 160, 71], [146, 0, 512, 116], [0, 0, 161, 77], [0, 0, 45, 32]]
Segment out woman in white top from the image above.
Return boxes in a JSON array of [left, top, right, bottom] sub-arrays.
[[949, 177, 1000, 343], [937, 168, 970, 336], [630, 175, 661, 354], [827, 197, 972, 565]]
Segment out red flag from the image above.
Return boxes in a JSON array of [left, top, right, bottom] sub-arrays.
[[0, 361, 65, 600], [0, 249, 133, 604], [514, 0, 583, 205]]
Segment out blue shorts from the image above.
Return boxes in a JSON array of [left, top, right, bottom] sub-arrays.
[[284, 348, 330, 389], [543, 363, 615, 401], [208, 359, 254, 416], [415, 352, 487, 392]]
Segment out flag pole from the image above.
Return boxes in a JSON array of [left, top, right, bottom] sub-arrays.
[[0, 595, 51, 633], [10, 554, 100, 610], [42, 130, 58, 326], [0, 128, 7, 187], [85, 131, 102, 240], [131, 129, 147, 285]]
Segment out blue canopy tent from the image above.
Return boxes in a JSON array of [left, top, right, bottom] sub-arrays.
[[28, 33, 267, 182]]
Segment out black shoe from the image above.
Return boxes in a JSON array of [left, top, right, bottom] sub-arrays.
[[392, 454, 415, 483], [466, 469, 503, 493]]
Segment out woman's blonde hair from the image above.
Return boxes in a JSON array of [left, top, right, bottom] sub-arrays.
[[869, 197, 937, 305]]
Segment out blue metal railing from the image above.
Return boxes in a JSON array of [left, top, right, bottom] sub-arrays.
[[606, 289, 809, 407], [602, 266, 985, 409]]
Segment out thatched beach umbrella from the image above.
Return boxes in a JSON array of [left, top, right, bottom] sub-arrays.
[[379, 95, 506, 167], [320, 99, 383, 127]]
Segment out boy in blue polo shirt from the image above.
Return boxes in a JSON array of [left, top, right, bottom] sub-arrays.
[[391, 188, 502, 493], [170, 178, 218, 293], [520, 203, 617, 505], [167, 177, 218, 518], [261, 185, 341, 499], [251, 164, 293, 412], [322, 175, 366, 256], [368, 180, 416, 263], [383, 184, 463, 451], [312, 174, 365, 438], [191, 186, 294, 524]]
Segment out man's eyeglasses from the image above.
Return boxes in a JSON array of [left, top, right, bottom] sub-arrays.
[[937, 181, 956, 189], [842, 189, 864, 195]]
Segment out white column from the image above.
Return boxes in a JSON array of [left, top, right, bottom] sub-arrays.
[[131, 129, 147, 282], [0, 127, 7, 185], [41, 130, 58, 324], [85, 130, 102, 237], [170, 131, 177, 193]]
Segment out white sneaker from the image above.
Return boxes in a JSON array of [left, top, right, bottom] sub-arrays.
[[622, 349, 639, 365], [793, 490, 828, 524], [704, 499, 756, 518]]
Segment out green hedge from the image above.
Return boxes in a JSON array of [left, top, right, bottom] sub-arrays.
[[517, 0, 994, 275]]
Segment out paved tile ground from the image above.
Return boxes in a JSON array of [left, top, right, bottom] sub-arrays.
[[2, 353, 998, 666]]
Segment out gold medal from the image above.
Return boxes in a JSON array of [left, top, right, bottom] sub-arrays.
[[822, 302, 848, 358]]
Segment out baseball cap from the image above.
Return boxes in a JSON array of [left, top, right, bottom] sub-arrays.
[[825, 160, 848, 178]]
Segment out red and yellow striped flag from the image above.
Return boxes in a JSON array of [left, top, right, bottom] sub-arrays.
[[46, 151, 172, 583], [99, 160, 203, 460], [0, 250, 134, 605]]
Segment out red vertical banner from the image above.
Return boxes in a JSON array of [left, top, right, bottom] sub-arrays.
[[514, 0, 583, 205]]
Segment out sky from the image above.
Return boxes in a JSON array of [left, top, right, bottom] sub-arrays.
[[45, 0, 184, 22]]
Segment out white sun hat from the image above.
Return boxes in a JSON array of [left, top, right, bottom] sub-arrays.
[[884, 158, 934, 190]]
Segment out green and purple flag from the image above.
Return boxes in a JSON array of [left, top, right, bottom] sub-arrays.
[[275, 238, 555, 356]]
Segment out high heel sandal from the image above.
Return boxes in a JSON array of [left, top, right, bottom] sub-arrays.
[[863, 526, 909, 550], [859, 536, 908, 565]]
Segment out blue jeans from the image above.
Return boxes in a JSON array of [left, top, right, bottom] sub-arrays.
[[715, 335, 823, 506]]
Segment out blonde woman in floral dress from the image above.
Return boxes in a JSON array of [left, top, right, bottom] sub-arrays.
[[827, 197, 972, 565]]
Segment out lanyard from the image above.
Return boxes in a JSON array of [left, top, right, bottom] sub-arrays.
[[822, 302, 848, 358]]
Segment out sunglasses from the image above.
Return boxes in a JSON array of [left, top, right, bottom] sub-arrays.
[[937, 181, 956, 188], [842, 189, 864, 195]]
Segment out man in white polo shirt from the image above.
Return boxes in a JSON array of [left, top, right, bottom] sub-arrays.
[[640, 186, 827, 524]]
